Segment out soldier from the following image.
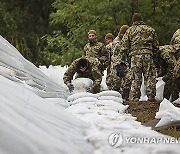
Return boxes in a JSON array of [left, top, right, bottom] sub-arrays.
[[104, 33, 114, 83], [172, 58, 180, 101], [84, 30, 109, 74], [121, 13, 159, 102], [106, 25, 131, 100], [161, 29, 180, 101], [63, 57, 102, 93]]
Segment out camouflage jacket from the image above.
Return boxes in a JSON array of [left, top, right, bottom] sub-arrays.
[[173, 58, 180, 78], [106, 42, 113, 67], [121, 21, 159, 57], [63, 57, 102, 86], [170, 29, 180, 59], [84, 41, 109, 70], [159, 45, 177, 66], [111, 37, 129, 66]]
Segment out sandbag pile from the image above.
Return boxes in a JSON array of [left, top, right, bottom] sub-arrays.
[[65, 90, 179, 154]]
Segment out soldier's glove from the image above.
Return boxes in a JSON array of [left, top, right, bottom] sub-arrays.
[[92, 84, 100, 94], [67, 83, 74, 92], [115, 64, 125, 77]]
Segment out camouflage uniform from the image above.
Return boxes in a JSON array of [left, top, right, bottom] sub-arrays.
[[63, 57, 102, 93], [158, 45, 175, 77], [106, 38, 132, 99], [171, 29, 180, 55], [84, 41, 109, 73], [121, 20, 159, 101], [105, 42, 113, 82], [161, 29, 180, 101], [172, 58, 180, 101]]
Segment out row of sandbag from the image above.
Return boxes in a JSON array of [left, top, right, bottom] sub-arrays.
[[65, 90, 178, 154]]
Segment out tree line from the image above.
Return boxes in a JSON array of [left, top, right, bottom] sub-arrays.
[[0, 0, 179, 66]]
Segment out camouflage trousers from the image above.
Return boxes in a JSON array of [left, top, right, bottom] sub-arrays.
[[163, 76, 180, 102], [129, 54, 156, 100], [163, 62, 180, 102], [106, 63, 132, 95]]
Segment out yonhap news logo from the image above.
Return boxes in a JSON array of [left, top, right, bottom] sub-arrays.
[[108, 132, 180, 148], [108, 132, 123, 148]]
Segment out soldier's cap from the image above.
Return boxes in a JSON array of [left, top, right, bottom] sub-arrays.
[[105, 33, 114, 40], [132, 13, 143, 22], [77, 58, 88, 69], [88, 30, 97, 35], [119, 25, 129, 35]]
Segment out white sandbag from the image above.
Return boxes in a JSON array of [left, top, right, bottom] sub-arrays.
[[65, 105, 95, 114], [156, 77, 165, 101], [97, 104, 128, 114], [97, 110, 121, 117], [95, 100, 121, 107], [98, 90, 121, 97], [155, 98, 180, 127], [67, 92, 99, 102], [72, 78, 93, 93], [70, 97, 98, 105], [98, 96, 123, 103], [74, 102, 97, 106]]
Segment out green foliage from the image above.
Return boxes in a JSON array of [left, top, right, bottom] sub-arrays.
[[0, 0, 179, 66], [48, 0, 180, 65]]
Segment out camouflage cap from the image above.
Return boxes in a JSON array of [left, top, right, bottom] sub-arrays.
[[132, 13, 143, 22], [88, 30, 97, 35], [105, 33, 114, 39]]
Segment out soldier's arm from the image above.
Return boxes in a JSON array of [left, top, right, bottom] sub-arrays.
[[99, 44, 109, 69], [114, 43, 125, 63], [83, 44, 88, 56], [63, 60, 77, 85], [120, 31, 131, 65], [152, 31, 159, 53], [171, 33, 180, 51], [173, 59, 180, 78], [120, 30, 130, 55]]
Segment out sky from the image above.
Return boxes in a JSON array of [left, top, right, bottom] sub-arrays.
[[0, 35, 180, 154]]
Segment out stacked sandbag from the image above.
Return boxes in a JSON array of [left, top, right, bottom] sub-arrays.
[[65, 90, 179, 153], [72, 78, 93, 94], [65, 92, 99, 116]]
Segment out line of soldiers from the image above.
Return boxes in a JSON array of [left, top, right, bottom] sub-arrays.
[[63, 13, 180, 102]]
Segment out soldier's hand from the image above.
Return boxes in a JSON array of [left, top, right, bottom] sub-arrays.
[[162, 75, 169, 82], [92, 84, 100, 94], [67, 83, 74, 92]]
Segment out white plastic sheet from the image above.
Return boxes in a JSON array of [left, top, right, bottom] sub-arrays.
[[155, 98, 180, 127], [0, 35, 68, 99]]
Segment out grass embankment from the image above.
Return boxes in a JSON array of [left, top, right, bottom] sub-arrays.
[[124, 101, 180, 138]]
